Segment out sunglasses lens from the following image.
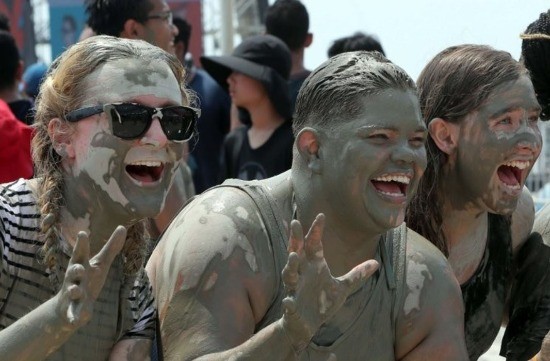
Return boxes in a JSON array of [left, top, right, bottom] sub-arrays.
[[162, 107, 196, 141], [110, 104, 150, 139]]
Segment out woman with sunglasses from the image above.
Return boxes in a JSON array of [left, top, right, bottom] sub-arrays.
[[0, 35, 197, 360], [406, 44, 548, 360]]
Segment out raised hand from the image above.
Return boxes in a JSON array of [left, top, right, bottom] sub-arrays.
[[55, 225, 127, 327], [280, 213, 379, 351]]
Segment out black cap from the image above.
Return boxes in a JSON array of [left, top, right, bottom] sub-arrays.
[[201, 34, 292, 120]]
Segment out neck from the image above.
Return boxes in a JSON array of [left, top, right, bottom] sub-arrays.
[[440, 181, 488, 283], [60, 175, 132, 254], [248, 100, 285, 129], [291, 167, 381, 277], [290, 49, 307, 76]]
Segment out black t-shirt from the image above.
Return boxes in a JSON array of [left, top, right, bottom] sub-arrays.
[[219, 122, 293, 182]]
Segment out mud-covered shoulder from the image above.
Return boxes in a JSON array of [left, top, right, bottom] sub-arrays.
[[533, 200, 550, 245], [147, 185, 278, 319], [395, 228, 464, 359]]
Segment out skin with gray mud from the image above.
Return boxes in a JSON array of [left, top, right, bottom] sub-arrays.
[[0, 58, 184, 360], [147, 85, 468, 360]]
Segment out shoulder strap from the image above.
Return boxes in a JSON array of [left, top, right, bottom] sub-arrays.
[[213, 179, 288, 330]]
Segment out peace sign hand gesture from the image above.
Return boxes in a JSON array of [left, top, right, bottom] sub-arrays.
[[55, 224, 127, 328]]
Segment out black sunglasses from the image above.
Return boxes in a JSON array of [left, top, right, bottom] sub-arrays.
[[65, 103, 199, 142]]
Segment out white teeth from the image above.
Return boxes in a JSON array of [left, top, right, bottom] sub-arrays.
[[129, 161, 162, 167], [373, 175, 411, 184], [503, 183, 522, 190], [503, 160, 529, 170]]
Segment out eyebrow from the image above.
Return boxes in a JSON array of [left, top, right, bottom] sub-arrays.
[[489, 104, 542, 119], [357, 125, 427, 133]]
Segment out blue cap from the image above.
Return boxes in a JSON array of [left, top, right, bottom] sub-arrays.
[[22, 62, 48, 98]]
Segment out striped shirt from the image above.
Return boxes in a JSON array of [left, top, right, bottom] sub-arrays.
[[0, 179, 155, 360]]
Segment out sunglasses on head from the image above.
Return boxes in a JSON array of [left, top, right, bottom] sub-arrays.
[[65, 103, 200, 142]]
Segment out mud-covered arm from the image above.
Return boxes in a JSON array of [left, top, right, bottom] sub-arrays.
[[146, 190, 377, 361], [501, 198, 550, 361], [395, 229, 468, 361], [0, 222, 127, 360]]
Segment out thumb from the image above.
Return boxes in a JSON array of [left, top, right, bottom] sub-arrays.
[[337, 259, 379, 296]]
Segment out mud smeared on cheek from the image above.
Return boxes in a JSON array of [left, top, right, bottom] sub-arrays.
[[404, 257, 433, 315]]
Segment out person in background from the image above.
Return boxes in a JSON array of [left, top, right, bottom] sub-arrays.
[[0, 30, 34, 124], [518, 9, 550, 361], [0, 97, 33, 182], [22, 62, 48, 101], [265, 0, 313, 112], [327, 31, 385, 58], [85, 0, 178, 55], [201, 34, 294, 182], [406, 44, 549, 360], [0, 35, 197, 360], [173, 16, 231, 193]]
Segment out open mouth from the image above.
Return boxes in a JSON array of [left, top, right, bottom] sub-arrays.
[[125, 160, 165, 184], [496, 160, 529, 191], [371, 174, 411, 198]]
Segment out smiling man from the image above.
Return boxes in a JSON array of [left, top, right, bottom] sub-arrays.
[[85, 0, 178, 54], [147, 51, 468, 361]]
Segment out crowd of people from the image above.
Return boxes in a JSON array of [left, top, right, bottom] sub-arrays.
[[1, 0, 550, 360]]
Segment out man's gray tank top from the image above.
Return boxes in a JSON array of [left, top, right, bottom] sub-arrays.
[[220, 180, 408, 361]]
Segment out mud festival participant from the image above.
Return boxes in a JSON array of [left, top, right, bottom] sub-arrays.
[[406, 44, 549, 360], [0, 35, 197, 360], [147, 51, 468, 360]]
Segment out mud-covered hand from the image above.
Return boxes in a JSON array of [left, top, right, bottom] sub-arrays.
[[55, 224, 127, 328], [280, 213, 379, 352]]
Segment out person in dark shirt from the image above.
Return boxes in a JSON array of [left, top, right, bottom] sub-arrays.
[[202, 34, 294, 181]]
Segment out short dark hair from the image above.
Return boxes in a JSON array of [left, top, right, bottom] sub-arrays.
[[85, 0, 154, 37], [293, 51, 416, 136], [265, 0, 309, 51], [0, 30, 20, 90], [0, 12, 10, 32], [327, 32, 385, 58], [173, 16, 191, 50], [521, 10, 550, 120]]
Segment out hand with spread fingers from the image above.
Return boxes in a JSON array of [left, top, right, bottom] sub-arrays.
[[280, 214, 379, 351], [56, 226, 127, 327]]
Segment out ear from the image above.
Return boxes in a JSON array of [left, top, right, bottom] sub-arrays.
[[428, 117, 459, 155], [120, 19, 143, 39], [48, 118, 75, 159], [296, 127, 321, 173], [304, 33, 313, 48]]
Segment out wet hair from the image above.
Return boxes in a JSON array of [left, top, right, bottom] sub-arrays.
[[521, 10, 550, 120], [0, 30, 20, 91], [85, 0, 154, 37], [406, 44, 527, 256], [0, 12, 10, 31], [32, 35, 191, 274], [265, 0, 309, 51], [293, 50, 416, 136], [173, 16, 191, 51], [327, 32, 385, 58]]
